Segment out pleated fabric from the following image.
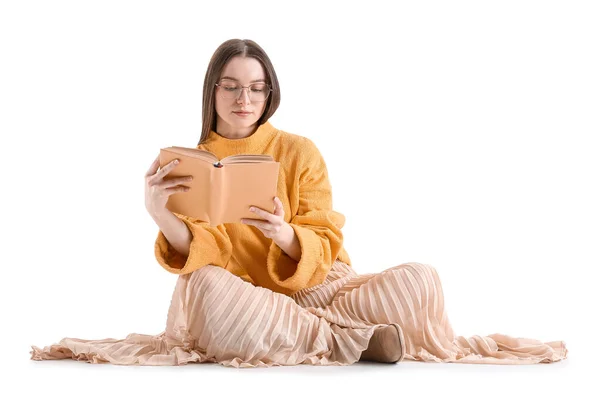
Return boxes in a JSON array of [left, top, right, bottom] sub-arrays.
[[30, 260, 568, 367]]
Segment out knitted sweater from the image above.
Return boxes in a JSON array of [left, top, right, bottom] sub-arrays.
[[154, 120, 351, 296]]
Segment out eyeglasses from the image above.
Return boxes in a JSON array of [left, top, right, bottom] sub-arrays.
[[215, 79, 272, 102]]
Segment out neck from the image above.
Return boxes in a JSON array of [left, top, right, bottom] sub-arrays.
[[203, 119, 277, 155], [216, 116, 258, 139]]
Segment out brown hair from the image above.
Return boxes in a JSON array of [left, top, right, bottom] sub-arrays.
[[197, 39, 281, 145]]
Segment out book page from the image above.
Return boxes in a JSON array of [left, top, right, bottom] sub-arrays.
[[164, 146, 218, 164], [221, 154, 274, 164]]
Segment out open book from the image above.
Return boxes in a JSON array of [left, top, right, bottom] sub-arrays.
[[159, 146, 280, 227]]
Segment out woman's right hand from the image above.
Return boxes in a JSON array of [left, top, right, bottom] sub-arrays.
[[145, 154, 193, 218]]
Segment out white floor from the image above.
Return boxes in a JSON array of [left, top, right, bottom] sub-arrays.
[[15, 353, 581, 395]]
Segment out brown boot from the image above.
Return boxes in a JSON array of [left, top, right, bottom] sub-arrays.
[[359, 324, 405, 363]]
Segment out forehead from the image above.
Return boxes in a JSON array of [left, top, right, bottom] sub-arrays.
[[219, 56, 266, 83]]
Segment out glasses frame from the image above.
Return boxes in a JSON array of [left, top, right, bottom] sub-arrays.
[[215, 80, 273, 102]]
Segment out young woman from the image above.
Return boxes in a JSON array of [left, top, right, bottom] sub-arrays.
[[31, 39, 568, 367]]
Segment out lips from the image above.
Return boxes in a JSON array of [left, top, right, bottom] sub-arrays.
[[234, 111, 252, 114]]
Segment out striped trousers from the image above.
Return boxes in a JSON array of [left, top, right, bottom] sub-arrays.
[[30, 260, 567, 367]]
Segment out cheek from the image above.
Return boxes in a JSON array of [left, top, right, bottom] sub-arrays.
[[214, 96, 227, 114], [258, 101, 267, 115]]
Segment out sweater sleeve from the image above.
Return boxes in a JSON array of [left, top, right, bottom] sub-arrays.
[[154, 212, 233, 275], [266, 138, 346, 294]]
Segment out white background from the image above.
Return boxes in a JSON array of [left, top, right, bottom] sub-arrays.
[[1, 0, 598, 393]]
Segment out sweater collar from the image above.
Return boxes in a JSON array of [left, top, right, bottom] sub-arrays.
[[202, 120, 278, 154]]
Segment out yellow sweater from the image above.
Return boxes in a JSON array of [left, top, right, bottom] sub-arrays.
[[154, 120, 352, 296]]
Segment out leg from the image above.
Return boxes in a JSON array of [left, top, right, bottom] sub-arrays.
[[30, 262, 388, 367], [163, 264, 393, 367], [291, 260, 405, 363], [301, 262, 567, 364]]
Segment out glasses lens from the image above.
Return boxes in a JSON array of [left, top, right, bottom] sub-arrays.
[[219, 81, 270, 101], [219, 81, 239, 98], [249, 83, 269, 101]]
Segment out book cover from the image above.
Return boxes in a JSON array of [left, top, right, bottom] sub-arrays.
[[159, 146, 280, 226]]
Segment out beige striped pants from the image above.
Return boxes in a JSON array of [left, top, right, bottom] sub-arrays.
[[30, 260, 567, 367]]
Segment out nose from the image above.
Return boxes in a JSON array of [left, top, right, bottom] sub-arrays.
[[236, 87, 251, 105]]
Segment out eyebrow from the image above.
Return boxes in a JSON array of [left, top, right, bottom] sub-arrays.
[[220, 76, 266, 83]]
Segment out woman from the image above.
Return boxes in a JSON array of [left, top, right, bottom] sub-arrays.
[[30, 39, 568, 367]]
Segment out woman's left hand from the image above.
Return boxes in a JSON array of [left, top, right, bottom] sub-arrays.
[[241, 196, 288, 241]]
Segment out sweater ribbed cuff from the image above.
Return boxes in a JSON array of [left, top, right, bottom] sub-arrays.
[[266, 223, 326, 293]]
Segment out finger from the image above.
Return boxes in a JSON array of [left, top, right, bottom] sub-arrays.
[[242, 219, 272, 230], [165, 185, 190, 196], [273, 197, 284, 215], [145, 154, 161, 177], [147, 158, 180, 186], [156, 159, 180, 178], [162, 175, 193, 189], [241, 218, 258, 226], [250, 206, 277, 222]]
